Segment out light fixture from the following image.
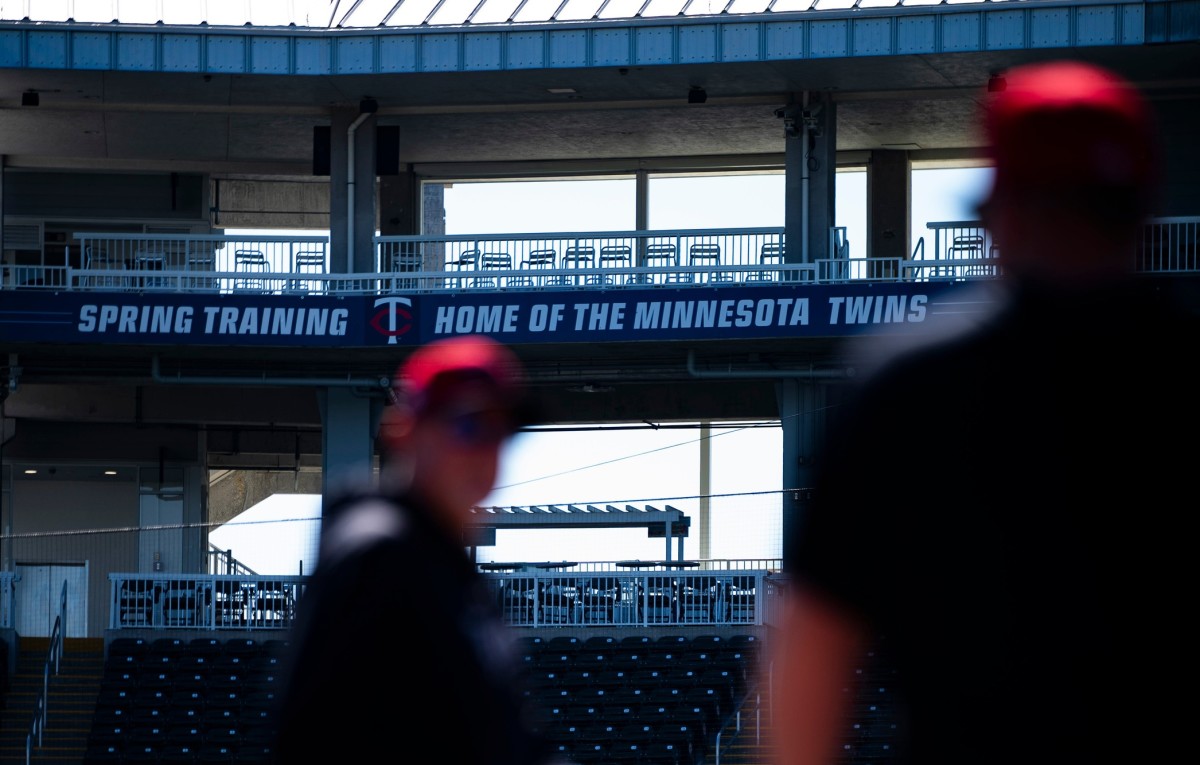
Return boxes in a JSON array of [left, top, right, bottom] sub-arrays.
[[104, 470, 118, 476], [24, 468, 37, 474], [547, 88, 577, 95], [568, 383, 614, 394], [688, 86, 707, 105], [21, 90, 38, 107]]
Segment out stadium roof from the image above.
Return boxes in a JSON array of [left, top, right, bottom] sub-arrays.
[[468, 503, 688, 530], [3, 0, 1029, 30]]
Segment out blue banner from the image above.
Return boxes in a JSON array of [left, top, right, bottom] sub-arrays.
[[0, 282, 991, 347]]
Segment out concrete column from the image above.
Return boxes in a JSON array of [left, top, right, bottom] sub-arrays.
[[783, 105, 805, 264], [806, 93, 838, 268], [868, 149, 911, 278], [317, 387, 383, 521], [782, 94, 836, 267], [635, 170, 649, 270], [698, 422, 711, 560], [379, 170, 421, 271], [379, 171, 418, 236], [328, 107, 378, 274], [776, 378, 825, 563]]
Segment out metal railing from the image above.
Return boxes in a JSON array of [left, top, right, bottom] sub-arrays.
[[5, 218, 1195, 295], [206, 544, 258, 577], [0, 571, 15, 629], [26, 580, 67, 765], [483, 569, 767, 628], [1138, 216, 1200, 272], [376, 227, 791, 288], [108, 573, 306, 631], [106, 566, 776, 630]]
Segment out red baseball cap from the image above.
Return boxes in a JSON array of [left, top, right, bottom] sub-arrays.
[[393, 335, 536, 427], [984, 60, 1159, 204]]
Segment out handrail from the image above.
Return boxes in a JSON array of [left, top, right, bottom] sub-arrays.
[[6, 218, 1197, 293], [26, 579, 67, 765], [714, 687, 761, 765], [206, 543, 258, 577]]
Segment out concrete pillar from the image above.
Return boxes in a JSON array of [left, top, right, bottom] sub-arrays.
[[317, 387, 383, 521], [806, 93, 838, 267], [698, 422, 711, 560], [868, 150, 911, 279], [635, 169, 649, 269], [782, 93, 836, 268], [783, 105, 805, 264], [328, 107, 378, 274], [379, 171, 418, 236], [776, 379, 825, 564]]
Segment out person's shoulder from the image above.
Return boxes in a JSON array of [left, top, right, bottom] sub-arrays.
[[841, 281, 1007, 387], [318, 482, 413, 567]]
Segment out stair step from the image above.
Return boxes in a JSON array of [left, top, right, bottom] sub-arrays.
[[0, 641, 105, 765]]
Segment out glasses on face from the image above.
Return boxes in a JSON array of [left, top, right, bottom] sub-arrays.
[[438, 409, 515, 447]]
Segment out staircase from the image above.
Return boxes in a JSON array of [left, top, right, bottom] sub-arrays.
[[706, 688, 775, 765], [0, 637, 104, 765]]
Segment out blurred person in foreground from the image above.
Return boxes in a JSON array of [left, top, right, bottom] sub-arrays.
[[772, 60, 1199, 765], [273, 334, 560, 765]]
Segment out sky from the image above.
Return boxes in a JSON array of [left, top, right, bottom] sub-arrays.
[[218, 165, 994, 575]]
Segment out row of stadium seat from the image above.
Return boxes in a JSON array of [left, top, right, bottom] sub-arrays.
[[84, 637, 290, 764], [516, 633, 761, 765]]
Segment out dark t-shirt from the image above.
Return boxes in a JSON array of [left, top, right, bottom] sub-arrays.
[[272, 488, 554, 765], [786, 277, 1199, 765]]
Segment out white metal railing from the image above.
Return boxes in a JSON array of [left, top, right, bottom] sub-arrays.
[[108, 573, 305, 631], [1138, 216, 1200, 272], [6, 219, 1194, 295], [206, 544, 258, 577], [482, 568, 768, 629], [106, 566, 777, 630], [376, 227, 790, 289]]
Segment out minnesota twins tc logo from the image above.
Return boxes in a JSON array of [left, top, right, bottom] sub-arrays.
[[370, 297, 414, 344]]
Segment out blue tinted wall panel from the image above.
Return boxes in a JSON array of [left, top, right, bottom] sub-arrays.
[[592, 28, 631, 67], [336, 37, 376, 73], [0, 31, 21, 66], [507, 32, 544, 69], [765, 21, 805, 60], [294, 37, 332, 74], [1172, 0, 1200, 40], [721, 24, 760, 62], [677, 25, 716, 64], [1123, 5, 1144, 44], [942, 13, 982, 52], [985, 10, 1025, 50], [250, 36, 290, 74], [206, 35, 247, 72], [464, 33, 502, 70], [379, 36, 417, 72], [635, 27, 673, 66], [422, 34, 461, 71], [550, 30, 588, 67], [1077, 5, 1119, 45], [853, 18, 892, 57], [28, 30, 67, 68], [896, 15, 935, 54], [161, 34, 201, 71], [116, 33, 156, 71], [1031, 7, 1071, 47], [809, 20, 848, 58], [72, 33, 112, 69]]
